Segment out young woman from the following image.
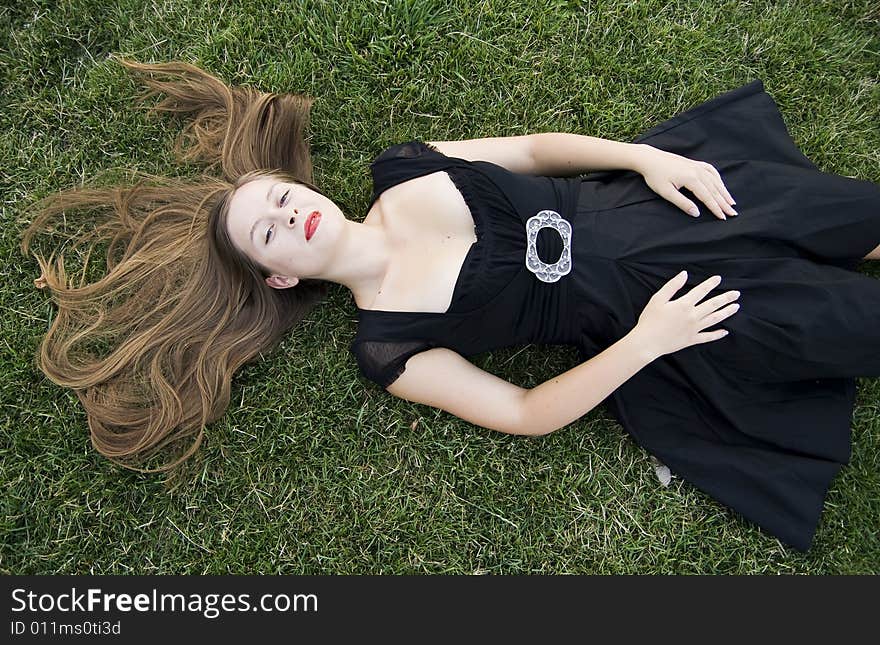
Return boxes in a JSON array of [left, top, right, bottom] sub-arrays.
[[22, 58, 880, 552]]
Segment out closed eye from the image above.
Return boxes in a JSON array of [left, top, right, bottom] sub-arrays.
[[265, 189, 290, 244]]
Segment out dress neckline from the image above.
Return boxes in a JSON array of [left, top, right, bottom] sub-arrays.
[[355, 156, 485, 317]]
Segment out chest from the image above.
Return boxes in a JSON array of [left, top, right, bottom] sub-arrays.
[[364, 171, 478, 313]]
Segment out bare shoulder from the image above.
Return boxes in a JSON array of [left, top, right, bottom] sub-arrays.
[[426, 135, 537, 174], [385, 346, 534, 436]]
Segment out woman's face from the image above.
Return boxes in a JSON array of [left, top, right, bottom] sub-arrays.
[[225, 175, 343, 288]]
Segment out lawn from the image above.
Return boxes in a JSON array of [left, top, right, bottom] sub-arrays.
[[1, 0, 878, 574]]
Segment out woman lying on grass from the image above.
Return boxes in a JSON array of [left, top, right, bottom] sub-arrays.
[[21, 57, 880, 551]]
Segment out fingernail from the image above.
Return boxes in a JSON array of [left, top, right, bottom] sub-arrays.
[[731, 208, 738, 216], [720, 214, 727, 220], [689, 207, 699, 217]]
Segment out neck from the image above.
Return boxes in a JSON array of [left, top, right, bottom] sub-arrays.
[[318, 216, 391, 309]]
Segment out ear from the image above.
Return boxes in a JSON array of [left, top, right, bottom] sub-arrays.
[[265, 275, 299, 289]]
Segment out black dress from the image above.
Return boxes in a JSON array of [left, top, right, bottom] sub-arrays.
[[350, 79, 880, 551]]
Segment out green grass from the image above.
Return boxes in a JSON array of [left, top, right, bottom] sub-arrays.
[[2, 0, 879, 574]]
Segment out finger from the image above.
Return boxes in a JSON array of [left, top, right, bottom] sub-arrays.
[[659, 182, 701, 217], [724, 185, 736, 206], [694, 289, 741, 318], [700, 162, 722, 180], [700, 162, 737, 206], [698, 173, 734, 218], [708, 183, 737, 217], [698, 302, 740, 329], [694, 328, 730, 343], [656, 269, 690, 300], [676, 273, 723, 306], [716, 180, 737, 212], [688, 180, 726, 220]]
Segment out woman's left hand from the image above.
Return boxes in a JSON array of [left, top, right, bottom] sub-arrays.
[[634, 144, 738, 220]]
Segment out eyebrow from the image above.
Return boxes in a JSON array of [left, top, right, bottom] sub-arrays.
[[248, 182, 279, 246]]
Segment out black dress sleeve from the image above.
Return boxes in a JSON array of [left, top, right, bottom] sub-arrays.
[[352, 139, 446, 389], [370, 140, 441, 165], [367, 141, 449, 204], [350, 338, 434, 388]]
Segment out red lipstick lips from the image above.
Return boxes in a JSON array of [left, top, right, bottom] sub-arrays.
[[305, 211, 321, 241]]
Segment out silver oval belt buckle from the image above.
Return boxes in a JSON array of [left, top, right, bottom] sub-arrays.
[[525, 209, 572, 283]]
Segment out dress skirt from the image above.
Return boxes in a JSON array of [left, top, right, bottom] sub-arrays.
[[571, 79, 880, 550]]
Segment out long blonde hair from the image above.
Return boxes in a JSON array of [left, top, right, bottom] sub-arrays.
[[19, 57, 330, 473]]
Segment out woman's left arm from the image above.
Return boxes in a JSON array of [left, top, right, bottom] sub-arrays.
[[529, 132, 649, 175], [530, 132, 738, 220], [428, 133, 643, 175], [429, 133, 738, 220]]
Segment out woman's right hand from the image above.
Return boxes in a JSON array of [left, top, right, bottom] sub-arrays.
[[633, 270, 740, 359]]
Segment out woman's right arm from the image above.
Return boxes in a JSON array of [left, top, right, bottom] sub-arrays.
[[385, 331, 655, 436], [385, 271, 740, 436], [518, 330, 657, 435]]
